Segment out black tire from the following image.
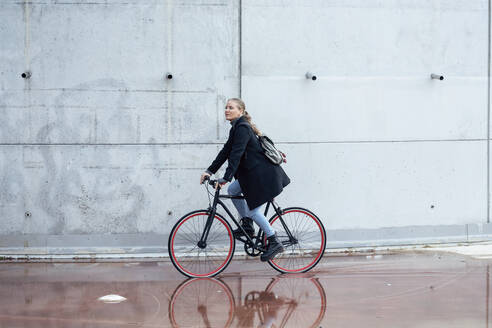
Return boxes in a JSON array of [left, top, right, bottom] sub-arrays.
[[168, 210, 235, 278], [267, 207, 326, 273]]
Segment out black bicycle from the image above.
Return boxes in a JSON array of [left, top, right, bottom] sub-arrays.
[[168, 177, 327, 277]]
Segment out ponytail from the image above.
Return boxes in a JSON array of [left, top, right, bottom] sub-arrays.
[[243, 111, 262, 136]]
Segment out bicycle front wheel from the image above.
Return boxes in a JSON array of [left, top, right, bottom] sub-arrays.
[[168, 210, 235, 278], [267, 207, 326, 273]]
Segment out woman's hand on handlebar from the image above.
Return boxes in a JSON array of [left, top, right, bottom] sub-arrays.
[[215, 178, 228, 190], [200, 172, 211, 185], [200, 172, 227, 189]]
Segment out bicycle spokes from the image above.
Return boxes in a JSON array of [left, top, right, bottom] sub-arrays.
[[169, 211, 235, 277], [267, 208, 326, 273]]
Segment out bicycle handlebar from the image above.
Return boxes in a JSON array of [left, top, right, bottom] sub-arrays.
[[203, 175, 218, 187]]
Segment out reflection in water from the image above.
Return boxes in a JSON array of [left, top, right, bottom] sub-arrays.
[[169, 275, 326, 328], [169, 278, 235, 328], [2, 256, 489, 327]]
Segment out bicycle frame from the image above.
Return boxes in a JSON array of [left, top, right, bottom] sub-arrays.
[[198, 183, 297, 252]]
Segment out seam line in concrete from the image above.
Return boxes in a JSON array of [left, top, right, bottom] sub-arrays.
[[13, 1, 228, 5], [0, 139, 487, 146], [278, 139, 487, 144], [0, 143, 226, 146], [488, 0, 491, 223], [1, 88, 210, 93], [241, 75, 485, 80], [238, 0, 242, 98]]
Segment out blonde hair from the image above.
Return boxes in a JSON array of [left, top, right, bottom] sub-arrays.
[[227, 98, 262, 136]]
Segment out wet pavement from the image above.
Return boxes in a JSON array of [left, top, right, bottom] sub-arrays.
[[0, 251, 491, 327]]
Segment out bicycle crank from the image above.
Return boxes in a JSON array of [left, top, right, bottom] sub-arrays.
[[244, 237, 262, 257]]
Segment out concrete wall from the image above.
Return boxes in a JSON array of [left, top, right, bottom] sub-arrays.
[[242, 0, 491, 247], [0, 0, 491, 257]]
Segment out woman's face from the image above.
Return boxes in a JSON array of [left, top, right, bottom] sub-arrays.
[[225, 101, 243, 121]]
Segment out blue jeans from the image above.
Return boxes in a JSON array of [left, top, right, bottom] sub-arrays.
[[227, 180, 275, 237]]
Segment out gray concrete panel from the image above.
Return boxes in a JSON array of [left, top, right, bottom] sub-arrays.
[[243, 77, 487, 142], [25, 1, 235, 91], [28, 2, 167, 90], [0, 88, 231, 143], [243, 0, 487, 77], [277, 141, 487, 229], [1, 0, 238, 144], [0, 144, 227, 235]]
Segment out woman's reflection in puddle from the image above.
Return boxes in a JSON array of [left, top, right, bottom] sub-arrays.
[[169, 275, 326, 328]]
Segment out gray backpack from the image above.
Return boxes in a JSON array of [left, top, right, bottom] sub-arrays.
[[237, 121, 286, 165], [258, 135, 287, 165]]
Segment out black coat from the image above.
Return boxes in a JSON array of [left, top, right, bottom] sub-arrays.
[[207, 116, 290, 210]]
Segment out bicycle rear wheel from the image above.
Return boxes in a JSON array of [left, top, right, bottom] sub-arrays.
[[267, 207, 326, 273], [168, 210, 235, 278]]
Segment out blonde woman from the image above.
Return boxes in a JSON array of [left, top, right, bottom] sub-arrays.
[[200, 98, 290, 261]]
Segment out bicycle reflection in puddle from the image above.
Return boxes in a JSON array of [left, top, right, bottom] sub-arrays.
[[169, 274, 326, 328]]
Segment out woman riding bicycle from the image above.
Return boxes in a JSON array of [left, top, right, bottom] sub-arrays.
[[200, 98, 290, 262]]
